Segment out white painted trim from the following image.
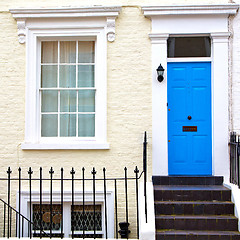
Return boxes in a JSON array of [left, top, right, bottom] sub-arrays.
[[10, 7, 121, 43], [139, 182, 155, 240], [142, 4, 239, 16], [148, 13, 231, 178], [18, 190, 114, 238], [211, 32, 231, 43], [167, 57, 212, 62], [224, 182, 240, 231], [19, 19, 109, 149], [150, 34, 168, 176], [10, 6, 122, 18], [21, 142, 110, 150], [149, 33, 169, 44], [211, 32, 230, 180]]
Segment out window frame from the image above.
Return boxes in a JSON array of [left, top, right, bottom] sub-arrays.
[[32, 203, 104, 237], [18, 190, 114, 238], [39, 38, 97, 139], [21, 25, 109, 149]]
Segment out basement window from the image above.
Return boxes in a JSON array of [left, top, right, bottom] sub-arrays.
[[32, 204, 103, 238], [167, 36, 211, 58]]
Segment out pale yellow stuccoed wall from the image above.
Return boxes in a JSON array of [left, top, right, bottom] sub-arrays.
[[0, 0, 231, 178], [0, 0, 232, 237], [0, 5, 152, 180]]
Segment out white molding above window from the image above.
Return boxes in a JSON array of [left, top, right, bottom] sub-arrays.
[[9, 8, 117, 150], [10, 6, 121, 43], [142, 4, 239, 17]]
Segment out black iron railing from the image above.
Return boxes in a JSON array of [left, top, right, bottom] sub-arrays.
[[0, 198, 49, 238], [0, 132, 148, 239], [229, 132, 240, 187]]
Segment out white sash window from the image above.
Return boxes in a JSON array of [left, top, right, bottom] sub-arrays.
[[40, 41, 96, 138], [10, 7, 121, 149]]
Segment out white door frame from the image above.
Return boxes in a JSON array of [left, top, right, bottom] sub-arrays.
[[142, 5, 238, 181]]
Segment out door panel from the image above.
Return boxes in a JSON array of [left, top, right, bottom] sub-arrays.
[[168, 62, 212, 175]]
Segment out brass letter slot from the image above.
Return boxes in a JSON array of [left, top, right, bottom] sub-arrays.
[[182, 126, 197, 132]]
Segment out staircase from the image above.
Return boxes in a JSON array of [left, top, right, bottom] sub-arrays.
[[153, 176, 240, 240]]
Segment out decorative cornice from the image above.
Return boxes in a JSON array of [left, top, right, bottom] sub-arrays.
[[107, 17, 116, 42], [149, 33, 169, 44], [10, 6, 122, 44], [16, 19, 26, 44], [142, 4, 239, 17], [10, 6, 122, 18], [211, 32, 231, 43]]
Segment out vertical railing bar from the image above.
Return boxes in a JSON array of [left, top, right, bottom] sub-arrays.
[[91, 167, 96, 239], [143, 131, 148, 223], [124, 167, 129, 233], [15, 212, 18, 237], [7, 167, 12, 239], [40, 167, 43, 239], [49, 167, 54, 239], [238, 136, 240, 188], [124, 167, 129, 239], [134, 166, 140, 239], [70, 167, 75, 239], [18, 167, 21, 238], [235, 132, 237, 185], [3, 203, 6, 237], [114, 179, 118, 239], [22, 217, 24, 238], [230, 133, 232, 183], [28, 167, 33, 239], [82, 167, 85, 239], [10, 208, 12, 237], [28, 222, 30, 238], [61, 168, 63, 239], [103, 168, 108, 239], [230, 132, 232, 183], [234, 132, 237, 185], [234, 133, 237, 185]]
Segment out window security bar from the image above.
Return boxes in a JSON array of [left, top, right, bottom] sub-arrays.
[[0, 132, 148, 239]]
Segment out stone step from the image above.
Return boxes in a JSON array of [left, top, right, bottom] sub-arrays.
[[155, 201, 234, 215], [156, 230, 240, 240], [154, 185, 231, 201], [152, 176, 223, 186], [155, 215, 238, 231]]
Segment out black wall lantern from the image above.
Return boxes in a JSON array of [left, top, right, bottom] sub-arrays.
[[156, 64, 165, 82]]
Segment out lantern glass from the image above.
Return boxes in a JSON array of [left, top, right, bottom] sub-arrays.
[[156, 64, 164, 77]]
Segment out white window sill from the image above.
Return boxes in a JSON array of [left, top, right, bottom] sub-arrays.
[[21, 142, 110, 150]]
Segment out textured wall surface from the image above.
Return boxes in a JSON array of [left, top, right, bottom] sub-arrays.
[[231, 1, 240, 134], [0, 0, 231, 178], [0, 0, 235, 238], [0, 5, 152, 179]]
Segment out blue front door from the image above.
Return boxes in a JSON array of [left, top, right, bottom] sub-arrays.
[[167, 62, 212, 175]]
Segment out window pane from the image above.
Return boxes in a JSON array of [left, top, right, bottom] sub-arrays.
[[78, 114, 95, 137], [60, 41, 76, 63], [60, 90, 77, 112], [59, 65, 76, 88], [167, 37, 211, 57], [60, 114, 76, 137], [41, 114, 58, 137], [78, 41, 95, 63], [78, 65, 94, 87], [78, 90, 95, 112], [41, 41, 58, 63], [41, 65, 57, 88], [41, 90, 58, 112], [71, 205, 101, 231], [33, 204, 61, 231]]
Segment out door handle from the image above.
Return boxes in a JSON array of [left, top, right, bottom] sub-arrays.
[[188, 116, 192, 120]]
